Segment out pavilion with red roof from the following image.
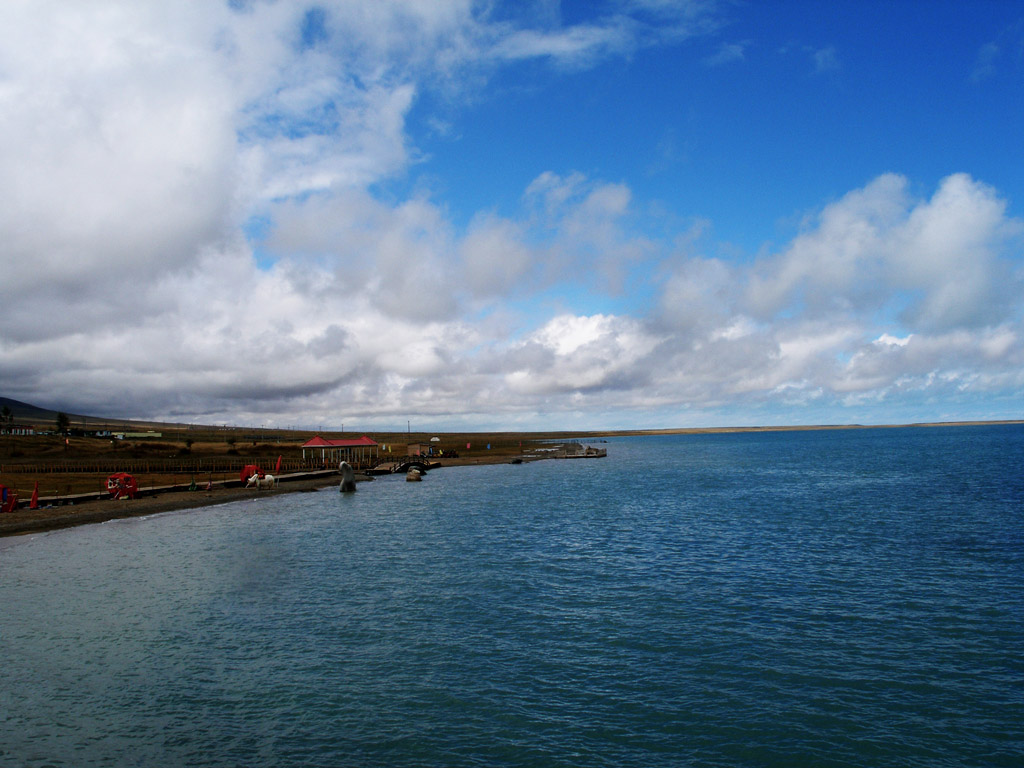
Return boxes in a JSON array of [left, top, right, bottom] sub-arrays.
[[301, 435, 379, 468]]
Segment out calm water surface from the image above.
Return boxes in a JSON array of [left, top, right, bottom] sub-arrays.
[[2, 426, 1023, 767]]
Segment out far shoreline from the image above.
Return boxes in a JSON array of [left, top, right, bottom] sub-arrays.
[[600, 419, 1024, 436]]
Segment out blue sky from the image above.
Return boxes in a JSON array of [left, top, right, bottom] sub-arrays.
[[1, 1, 1022, 430], [406, 1, 1023, 251]]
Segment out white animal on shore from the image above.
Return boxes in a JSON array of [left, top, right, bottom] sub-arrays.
[[247, 473, 277, 490]]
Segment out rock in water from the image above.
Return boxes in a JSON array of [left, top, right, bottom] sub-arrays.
[[339, 461, 357, 492]]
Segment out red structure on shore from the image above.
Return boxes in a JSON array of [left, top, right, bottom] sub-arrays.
[[106, 473, 138, 500], [240, 464, 264, 483], [0, 484, 18, 513], [301, 435, 379, 468]]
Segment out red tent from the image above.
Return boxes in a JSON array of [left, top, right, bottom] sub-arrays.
[[240, 464, 264, 483], [106, 473, 138, 500], [0, 484, 18, 514]]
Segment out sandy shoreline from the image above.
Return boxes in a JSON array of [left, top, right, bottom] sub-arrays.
[[0, 475, 347, 538]]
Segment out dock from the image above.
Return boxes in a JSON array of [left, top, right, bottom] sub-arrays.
[[521, 444, 607, 460]]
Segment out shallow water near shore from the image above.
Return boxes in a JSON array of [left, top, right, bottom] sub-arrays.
[[2, 425, 1023, 767]]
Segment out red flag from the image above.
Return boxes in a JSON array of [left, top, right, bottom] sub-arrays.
[[274, 455, 282, 474], [30, 481, 39, 509]]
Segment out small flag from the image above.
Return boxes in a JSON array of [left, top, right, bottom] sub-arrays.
[[30, 481, 39, 509], [467, 442, 471, 449], [275, 455, 282, 474]]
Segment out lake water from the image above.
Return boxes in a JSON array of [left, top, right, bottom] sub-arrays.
[[2, 425, 1023, 767]]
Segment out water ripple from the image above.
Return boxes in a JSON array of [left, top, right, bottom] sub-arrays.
[[2, 425, 1023, 767]]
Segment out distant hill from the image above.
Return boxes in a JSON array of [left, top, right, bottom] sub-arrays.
[[0, 397, 141, 428], [1, 397, 66, 424]]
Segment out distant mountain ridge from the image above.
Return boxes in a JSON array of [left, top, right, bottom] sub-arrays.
[[0, 397, 71, 423], [0, 397, 152, 428]]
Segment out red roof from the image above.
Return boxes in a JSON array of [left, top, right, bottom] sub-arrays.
[[302, 435, 378, 448]]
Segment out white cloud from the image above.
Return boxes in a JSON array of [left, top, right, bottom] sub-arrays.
[[659, 256, 736, 336], [971, 41, 1000, 82], [703, 40, 748, 67], [812, 45, 839, 73], [492, 24, 633, 65], [890, 173, 1016, 330], [523, 171, 651, 292], [505, 314, 662, 395], [0, 1, 239, 324], [524, 170, 590, 214], [264, 190, 461, 321], [874, 333, 911, 347], [459, 214, 534, 298], [744, 173, 1021, 332], [745, 173, 908, 318]]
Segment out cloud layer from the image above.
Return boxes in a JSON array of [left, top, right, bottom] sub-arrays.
[[1, 1, 1022, 429]]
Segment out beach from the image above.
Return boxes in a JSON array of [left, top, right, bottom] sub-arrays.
[[0, 474, 350, 538]]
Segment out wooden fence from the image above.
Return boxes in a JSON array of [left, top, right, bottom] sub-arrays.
[[0, 458, 303, 474], [0, 456, 382, 474]]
